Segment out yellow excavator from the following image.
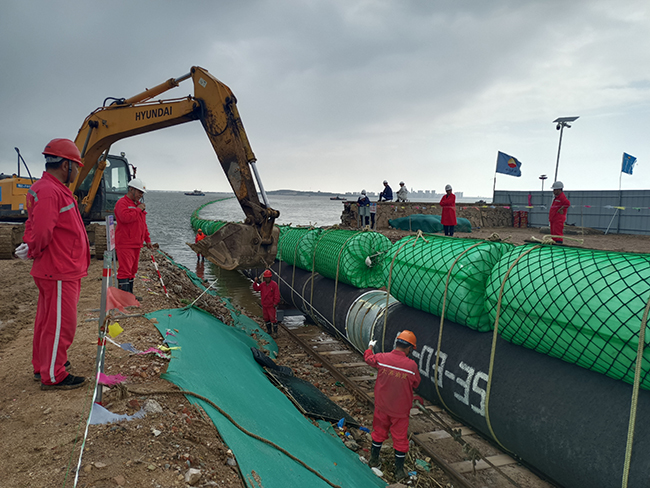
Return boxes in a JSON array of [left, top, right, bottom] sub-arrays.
[[20, 66, 279, 269]]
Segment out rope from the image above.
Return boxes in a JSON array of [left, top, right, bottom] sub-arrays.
[[433, 240, 485, 413], [382, 231, 429, 352], [127, 387, 342, 488], [529, 234, 585, 245], [621, 292, 650, 488], [484, 245, 541, 451]]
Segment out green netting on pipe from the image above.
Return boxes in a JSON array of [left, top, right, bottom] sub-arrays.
[[388, 214, 472, 233], [277, 227, 323, 271], [190, 198, 234, 235], [312, 230, 391, 288], [384, 235, 513, 331], [486, 245, 650, 389]]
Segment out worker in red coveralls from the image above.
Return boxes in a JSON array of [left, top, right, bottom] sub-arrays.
[[549, 181, 570, 244], [114, 178, 153, 295], [195, 228, 207, 261], [364, 330, 421, 482], [253, 269, 281, 336], [440, 184, 457, 236], [15, 138, 90, 390]]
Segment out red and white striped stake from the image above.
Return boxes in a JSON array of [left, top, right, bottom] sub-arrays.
[[151, 254, 169, 298]]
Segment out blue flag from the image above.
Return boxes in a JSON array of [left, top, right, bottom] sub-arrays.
[[622, 153, 637, 175], [495, 151, 522, 177]]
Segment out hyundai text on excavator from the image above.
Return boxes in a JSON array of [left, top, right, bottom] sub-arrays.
[[2, 66, 280, 269]]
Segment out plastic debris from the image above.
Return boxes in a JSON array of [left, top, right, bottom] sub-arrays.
[[89, 403, 145, 425]]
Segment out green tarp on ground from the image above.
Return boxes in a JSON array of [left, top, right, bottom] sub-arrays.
[[388, 214, 472, 233], [146, 307, 385, 488]]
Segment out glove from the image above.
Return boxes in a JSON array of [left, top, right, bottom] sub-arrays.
[[15, 242, 29, 260], [368, 340, 377, 349]]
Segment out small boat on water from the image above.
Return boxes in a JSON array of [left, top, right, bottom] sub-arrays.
[[185, 189, 205, 196], [330, 196, 347, 201]]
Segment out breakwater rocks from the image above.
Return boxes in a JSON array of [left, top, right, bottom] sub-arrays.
[[341, 201, 513, 230]]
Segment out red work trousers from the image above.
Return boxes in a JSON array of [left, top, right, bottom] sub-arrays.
[[32, 278, 81, 385], [371, 408, 411, 452], [550, 217, 566, 243], [116, 247, 142, 280], [262, 306, 277, 323]]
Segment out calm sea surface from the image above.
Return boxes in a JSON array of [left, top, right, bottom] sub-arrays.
[[144, 192, 346, 314]]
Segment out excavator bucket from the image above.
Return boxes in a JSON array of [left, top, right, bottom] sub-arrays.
[[188, 223, 279, 271]]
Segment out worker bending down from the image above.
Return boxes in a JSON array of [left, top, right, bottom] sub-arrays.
[[364, 330, 421, 481], [114, 178, 153, 295], [253, 269, 281, 336]]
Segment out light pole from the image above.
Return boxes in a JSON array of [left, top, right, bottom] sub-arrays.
[[539, 174, 547, 193], [553, 116, 579, 182]]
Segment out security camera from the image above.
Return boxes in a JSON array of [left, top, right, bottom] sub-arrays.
[[556, 123, 561, 130]]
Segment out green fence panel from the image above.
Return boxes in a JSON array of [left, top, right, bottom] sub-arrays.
[[486, 245, 650, 389], [384, 235, 513, 331]]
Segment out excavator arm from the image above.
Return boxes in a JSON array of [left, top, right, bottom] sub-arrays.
[[71, 66, 279, 270]]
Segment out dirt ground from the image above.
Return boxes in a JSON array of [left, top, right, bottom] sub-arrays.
[[1, 227, 649, 488]]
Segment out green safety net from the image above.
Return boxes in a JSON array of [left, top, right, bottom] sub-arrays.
[[384, 235, 513, 331], [312, 229, 391, 288], [156, 250, 277, 358], [190, 198, 234, 235], [485, 245, 650, 389], [388, 214, 472, 233], [277, 227, 323, 271], [146, 307, 385, 488]]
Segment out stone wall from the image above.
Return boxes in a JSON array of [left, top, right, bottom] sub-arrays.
[[340, 201, 514, 229]]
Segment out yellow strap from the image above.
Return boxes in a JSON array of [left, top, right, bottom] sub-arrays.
[[433, 240, 485, 414], [484, 245, 541, 451], [621, 292, 650, 488]]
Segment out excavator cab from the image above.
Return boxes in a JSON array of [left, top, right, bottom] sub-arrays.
[[76, 154, 132, 221]]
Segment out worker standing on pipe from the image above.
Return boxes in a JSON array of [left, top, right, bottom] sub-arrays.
[[17, 138, 90, 390], [364, 330, 421, 482], [115, 178, 153, 295], [253, 269, 281, 337], [549, 181, 570, 244]]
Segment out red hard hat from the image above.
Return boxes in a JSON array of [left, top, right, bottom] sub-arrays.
[[43, 138, 83, 166], [263, 269, 272, 278], [396, 330, 417, 349]]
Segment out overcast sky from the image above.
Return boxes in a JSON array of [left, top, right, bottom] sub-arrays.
[[1, 1, 649, 198]]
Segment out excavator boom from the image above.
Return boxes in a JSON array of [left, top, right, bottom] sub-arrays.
[[72, 66, 279, 270]]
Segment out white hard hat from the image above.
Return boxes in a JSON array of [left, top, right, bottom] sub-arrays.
[[551, 181, 564, 190], [445, 184, 452, 191], [400, 181, 405, 185], [128, 177, 147, 193], [383, 180, 388, 184], [361, 189, 366, 195]]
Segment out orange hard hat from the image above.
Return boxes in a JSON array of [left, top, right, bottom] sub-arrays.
[[396, 330, 417, 349], [43, 138, 83, 166], [263, 269, 272, 278]]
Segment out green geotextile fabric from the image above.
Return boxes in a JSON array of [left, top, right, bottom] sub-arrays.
[[388, 214, 472, 233], [190, 198, 234, 235], [486, 245, 650, 389], [312, 229, 391, 288], [277, 227, 323, 271], [384, 235, 513, 331], [156, 250, 277, 358], [147, 307, 386, 488]]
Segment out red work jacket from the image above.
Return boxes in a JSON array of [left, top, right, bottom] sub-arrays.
[[364, 348, 421, 418], [23, 172, 90, 280], [115, 195, 151, 249], [253, 280, 280, 308], [195, 230, 207, 243], [549, 192, 570, 223], [440, 193, 457, 226]]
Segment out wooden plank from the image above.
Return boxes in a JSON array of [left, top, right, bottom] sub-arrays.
[[415, 427, 474, 442], [332, 362, 367, 368], [349, 375, 376, 382], [329, 395, 356, 402], [450, 454, 517, 474]]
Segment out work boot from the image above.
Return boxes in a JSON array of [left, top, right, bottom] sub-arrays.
[[40, 374, 87, 391], [273, 323, 278, 337], [368, 442, 382, 468], [394, 450, 408, 482], [129, 279, 143, 301], [118, 279, 130, 292], [265, 322, 273, 335]]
